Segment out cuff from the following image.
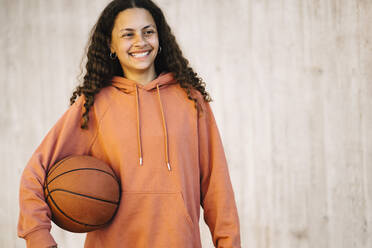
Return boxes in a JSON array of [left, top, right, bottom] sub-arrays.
[[25, 228, 57, 248]]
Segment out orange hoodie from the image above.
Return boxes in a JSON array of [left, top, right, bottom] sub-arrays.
[[18, 72, 241, 248]]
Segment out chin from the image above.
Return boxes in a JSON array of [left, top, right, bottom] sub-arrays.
[[129, 62, 155, 71]]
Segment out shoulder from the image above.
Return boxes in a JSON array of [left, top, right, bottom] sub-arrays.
[[189, 87, 212, 114], [71, 86, 115, 118]]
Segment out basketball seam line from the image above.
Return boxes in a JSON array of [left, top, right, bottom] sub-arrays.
[[44, 168, 118, 229], [46, 156, 74, 177], [48, 188, 120, 205], [47, 191, 117, 228], [46, 167, 119, 186]]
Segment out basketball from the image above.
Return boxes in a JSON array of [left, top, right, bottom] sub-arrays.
[[44, 155, 121, 233]]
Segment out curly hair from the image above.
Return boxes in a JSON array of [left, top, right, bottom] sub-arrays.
[[70, 0, 212, 129]]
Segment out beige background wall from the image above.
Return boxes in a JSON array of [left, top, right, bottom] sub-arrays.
[[1, 0, 372, 247]]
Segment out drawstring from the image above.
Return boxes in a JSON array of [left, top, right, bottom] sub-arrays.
[[135, 85, 143, 166], [156, 84, 171, 171], [132, 84, 171, 171]]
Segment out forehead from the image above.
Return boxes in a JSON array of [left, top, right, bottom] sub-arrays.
[[113, 8, 156, 30]]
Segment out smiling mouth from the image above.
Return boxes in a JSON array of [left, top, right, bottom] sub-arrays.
[[129, 50, 151, 58]]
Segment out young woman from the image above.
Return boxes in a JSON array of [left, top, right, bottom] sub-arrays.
[[17, 0, 241, 247]]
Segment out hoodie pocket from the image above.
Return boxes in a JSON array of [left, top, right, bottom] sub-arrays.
[[109, 190, 196, 247]]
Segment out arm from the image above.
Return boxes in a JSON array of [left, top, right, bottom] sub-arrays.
[[198, 100, 242, 248], [17, 96, 100, 248]]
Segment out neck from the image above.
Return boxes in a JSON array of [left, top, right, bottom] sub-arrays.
[[122, 67, 157, 86]]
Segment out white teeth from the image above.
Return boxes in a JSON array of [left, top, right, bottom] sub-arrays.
[[130, 51, 150, 58]]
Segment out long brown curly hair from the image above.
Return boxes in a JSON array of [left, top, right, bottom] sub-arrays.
[[70, 0, 212, 129]]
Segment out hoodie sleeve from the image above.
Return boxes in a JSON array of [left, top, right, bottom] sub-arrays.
[[17, 96, 100, 248], [198, 99, 242, 248]]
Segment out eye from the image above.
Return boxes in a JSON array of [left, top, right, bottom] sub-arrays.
[[144, 30, 155, 36], [122, 33, 133, 38]]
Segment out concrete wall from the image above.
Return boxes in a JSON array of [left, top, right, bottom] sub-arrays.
[[1, 0, 372, 247]]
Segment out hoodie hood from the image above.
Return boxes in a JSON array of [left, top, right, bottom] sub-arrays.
[[110, 72, 177, 91], [109, 72, 177, 172]]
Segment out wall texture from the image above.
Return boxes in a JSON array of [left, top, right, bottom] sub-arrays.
[[1, 0, 372, 247]]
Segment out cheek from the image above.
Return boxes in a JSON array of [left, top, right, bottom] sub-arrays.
[[148, 36, 159, 47], [117, 42, 132, 55]]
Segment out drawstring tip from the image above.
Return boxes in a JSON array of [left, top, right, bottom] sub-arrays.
[[139, 157, 143, 166], [167, 162, 171, 171]]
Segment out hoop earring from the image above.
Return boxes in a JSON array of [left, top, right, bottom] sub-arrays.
[[158, 46, 162, 54], [109, 52, 117, 60]]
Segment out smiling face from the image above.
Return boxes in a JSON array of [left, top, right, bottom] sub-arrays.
[[110, 8, 159, 78]]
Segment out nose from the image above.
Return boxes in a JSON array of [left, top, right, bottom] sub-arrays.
[[133, 33, 147, 47]]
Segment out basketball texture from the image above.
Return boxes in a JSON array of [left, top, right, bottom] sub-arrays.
[[44, 155, 121, 233]]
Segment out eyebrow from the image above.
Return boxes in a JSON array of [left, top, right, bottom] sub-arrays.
[[119, 24, 155, 32]]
